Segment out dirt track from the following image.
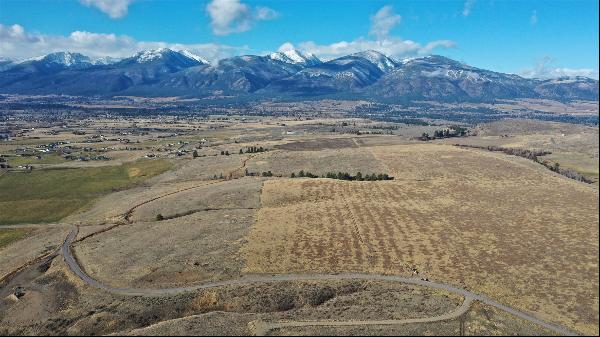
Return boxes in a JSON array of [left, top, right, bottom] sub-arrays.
[[252, 296, 474, 336]]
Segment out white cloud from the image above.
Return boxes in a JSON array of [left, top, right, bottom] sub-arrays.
[[530, 10, 538, 26], [0, 23, 247, 63], [79, 0, 134, 19], [255, 6, 279, 21], [289, 38, 455, 61], [277, 42, 295, 53], [520, 56, 599, 80], [278, 5, 455, 61], [462, 0, 476, 17], [545, 68, 599, 79], [206, 0, 278, 36], [369, 5, 401, 40]]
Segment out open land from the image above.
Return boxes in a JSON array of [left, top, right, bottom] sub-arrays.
[[0, 97, 598, 335]]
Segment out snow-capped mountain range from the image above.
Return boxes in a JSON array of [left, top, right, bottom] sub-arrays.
[[20, 52, 119, 68], [0, 48, 597, 101]]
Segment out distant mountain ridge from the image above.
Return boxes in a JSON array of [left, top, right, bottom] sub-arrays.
[[0, 48, 597, 101]]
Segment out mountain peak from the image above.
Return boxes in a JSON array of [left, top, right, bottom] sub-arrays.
[[269, 49, 321, 66], [131, 48, 207, 66], [401, 55, 468, 69], [28, 51, 92, 67], [133, 48, 175, 63], [349, 50, 397, 72]]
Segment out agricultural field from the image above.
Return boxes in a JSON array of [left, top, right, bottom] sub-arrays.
[[440, 119, 599, 184], [0, 159, 171, 225], [0, 112, 598, 336], [242, 144, 599, 334]]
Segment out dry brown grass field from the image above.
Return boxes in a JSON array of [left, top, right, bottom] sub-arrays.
[[72, 178, 262, 288], [0, 225, 71, 280], [442, 119, 600, 184], [242, 143, 599, 334], [1, 113, 598, 336], [247, 146, 388, 177]]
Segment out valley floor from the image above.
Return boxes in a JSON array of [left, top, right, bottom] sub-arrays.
[[0, 114, 598, 336]]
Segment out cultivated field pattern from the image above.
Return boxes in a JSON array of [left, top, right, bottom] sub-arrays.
[[243, 144, 599, 334]]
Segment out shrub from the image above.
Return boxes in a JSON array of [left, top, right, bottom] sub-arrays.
[[306, 286, 335, 306]]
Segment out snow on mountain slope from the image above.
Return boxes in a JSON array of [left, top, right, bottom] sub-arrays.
[[269, 49, 321, 67], [177, 50, 209, 64], [350, 50, 398, 72], [21, 52, 93, 68], [0, 49, 596, 101]]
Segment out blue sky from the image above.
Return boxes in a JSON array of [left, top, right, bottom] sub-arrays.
[[0, 0, 598, 78]]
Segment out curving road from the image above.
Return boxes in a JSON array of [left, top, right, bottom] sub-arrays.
[[61, 227, 578, 336], [253, 296, 474, 336]]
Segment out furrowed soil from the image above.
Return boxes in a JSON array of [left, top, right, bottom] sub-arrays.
[[241, 143, 599, 335]]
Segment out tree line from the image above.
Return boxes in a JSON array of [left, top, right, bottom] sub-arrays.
[[455, 144, 551, 161], [290, 170, 394, 181], [455, 144, 593, 184], [240, 146, 266, 154], [420, 126, 468, 141], [192, 146, 268, 159]]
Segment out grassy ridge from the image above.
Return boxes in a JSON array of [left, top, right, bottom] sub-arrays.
[[0, 159, 172, 225]]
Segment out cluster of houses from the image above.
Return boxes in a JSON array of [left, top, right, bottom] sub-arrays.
[[7, 140, 116, 166], [83, 134, 135, 145], [1, 122, 215, 169]]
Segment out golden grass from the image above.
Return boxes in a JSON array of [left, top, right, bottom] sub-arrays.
[[242, 144, 599, 334]]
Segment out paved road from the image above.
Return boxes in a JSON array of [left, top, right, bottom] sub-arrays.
[[61, 227, 578, 336]]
